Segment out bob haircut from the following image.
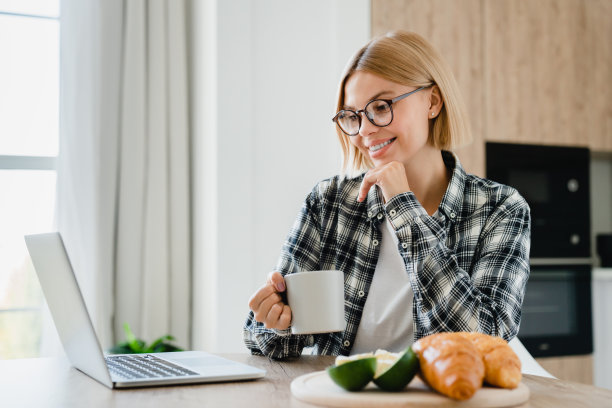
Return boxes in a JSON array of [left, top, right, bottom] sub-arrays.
[[335, 30, 472, 176]]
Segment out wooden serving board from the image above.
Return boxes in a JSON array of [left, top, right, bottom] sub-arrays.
[[291, 370, 530, 408]]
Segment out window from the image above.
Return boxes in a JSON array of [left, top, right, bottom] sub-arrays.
[[0, 0, 59, 358]]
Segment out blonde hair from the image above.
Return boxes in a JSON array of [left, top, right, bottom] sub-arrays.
[[336, 30, 472, 176]]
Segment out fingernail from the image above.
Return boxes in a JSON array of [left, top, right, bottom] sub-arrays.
[[276, 282, 285, 292]]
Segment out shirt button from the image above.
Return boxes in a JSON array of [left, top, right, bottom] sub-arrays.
[[450, 212, 456, 219], [358, 290, 365, 297], [372, 239, 379, 246], [389, 209, 397, 217], [401, 242, 408, 249], [343, 340, 351, 347]]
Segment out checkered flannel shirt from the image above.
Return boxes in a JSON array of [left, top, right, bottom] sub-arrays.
[[243, 151, 531, 359]]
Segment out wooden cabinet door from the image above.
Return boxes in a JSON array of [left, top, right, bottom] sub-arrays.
[[484, 0, 612, 150]]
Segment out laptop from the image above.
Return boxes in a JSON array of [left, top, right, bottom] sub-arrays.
[[24, 232, 265, 388]]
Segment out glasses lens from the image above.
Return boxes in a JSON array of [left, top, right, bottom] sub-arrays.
[[365, 100, 392, 126], [336, 110, 360, 135]]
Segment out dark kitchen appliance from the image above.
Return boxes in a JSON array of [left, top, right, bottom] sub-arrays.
[[486, 142, 590, 259], [486, 142, 593, 357], [519, 263, 592, 357], [597, 233, 612, 267]]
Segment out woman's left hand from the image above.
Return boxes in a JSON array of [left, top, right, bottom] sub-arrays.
[[357, 161, 411, 203]]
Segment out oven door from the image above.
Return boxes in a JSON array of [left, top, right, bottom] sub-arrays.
[[518, 263, 593, 357]]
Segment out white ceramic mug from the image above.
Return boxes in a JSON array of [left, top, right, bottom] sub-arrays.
[[284, 270, 346, 335]]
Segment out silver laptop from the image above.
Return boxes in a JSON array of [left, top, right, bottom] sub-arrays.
[[24, 232, 265, 388]]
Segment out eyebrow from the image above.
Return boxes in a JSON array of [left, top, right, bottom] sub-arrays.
[[343, 90, 395, 110]]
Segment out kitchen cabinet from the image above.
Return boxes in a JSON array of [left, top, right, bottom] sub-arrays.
[[484, 0, 611, 151], [372, 0, 612, 178], [535, 355, 593, 384]]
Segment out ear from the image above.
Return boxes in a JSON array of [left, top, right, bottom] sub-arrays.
[[428, 85, 444, 119]]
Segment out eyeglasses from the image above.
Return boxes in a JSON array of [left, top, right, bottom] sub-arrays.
[[332, 86, 428, 136]]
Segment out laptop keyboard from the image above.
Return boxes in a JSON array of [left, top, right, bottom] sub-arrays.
[[106, 354, 199, 380]]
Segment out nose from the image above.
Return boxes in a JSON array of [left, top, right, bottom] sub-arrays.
[[357, 112, 378, 137]]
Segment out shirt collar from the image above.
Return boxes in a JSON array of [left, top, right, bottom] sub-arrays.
[[438, 150, 466, 223]]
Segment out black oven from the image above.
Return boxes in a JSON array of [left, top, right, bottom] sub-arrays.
[[519, 263, 593, 357], [486, 142, 593, 357]]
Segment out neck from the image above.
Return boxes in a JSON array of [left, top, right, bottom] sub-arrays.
[[404, 147, 450, 216]]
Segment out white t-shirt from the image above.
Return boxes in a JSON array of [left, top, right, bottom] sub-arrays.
[[350, 217, 414, 354]]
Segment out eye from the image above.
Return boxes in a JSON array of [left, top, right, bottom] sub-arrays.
[[369, 100, 391, 114], [338, 111, 358, 123]]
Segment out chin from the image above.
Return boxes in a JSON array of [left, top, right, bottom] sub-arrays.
[[371, 155, 400, 166]]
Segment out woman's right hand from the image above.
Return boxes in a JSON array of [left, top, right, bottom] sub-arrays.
[[248, 271, 292, 330]]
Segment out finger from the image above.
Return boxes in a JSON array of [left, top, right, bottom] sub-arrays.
[[358, 170, 378, 202], [252, 291, 283, 322], [248, 283, 277, 312], [258, 292, 283, 316], [268, 304, 292, 330], [276, 305, 292, 330], [267, 271, 286, 292], [264, 303, 283, 329]]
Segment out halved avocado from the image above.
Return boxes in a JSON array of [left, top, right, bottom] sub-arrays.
[[326, 355, 377, 391], [372, 347, 420, 391]]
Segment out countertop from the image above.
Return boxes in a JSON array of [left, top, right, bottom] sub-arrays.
[[2, 354, 612, 407]]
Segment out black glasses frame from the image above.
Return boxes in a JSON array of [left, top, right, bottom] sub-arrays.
[[332, 86, 428, 136]]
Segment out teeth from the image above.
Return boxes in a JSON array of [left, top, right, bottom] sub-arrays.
[[370, 138, 395, 152]]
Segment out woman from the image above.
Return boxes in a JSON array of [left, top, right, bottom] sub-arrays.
[[243, 31, 530, 359]]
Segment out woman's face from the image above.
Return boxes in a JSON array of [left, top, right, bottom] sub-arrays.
[[343, 71, 435, 169]]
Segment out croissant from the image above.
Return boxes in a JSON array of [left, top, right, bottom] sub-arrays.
[[412, 332, 485, 400], [457, 332, 522, 389]]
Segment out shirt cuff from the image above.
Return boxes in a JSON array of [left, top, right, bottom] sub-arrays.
[[273, 328, 293, 337], [384, 192, 428, 230]]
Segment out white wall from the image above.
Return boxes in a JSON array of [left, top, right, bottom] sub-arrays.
[[192, 0, 371, 352]]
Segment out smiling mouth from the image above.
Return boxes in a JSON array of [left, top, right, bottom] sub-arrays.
[[369, 138, 396, 152]]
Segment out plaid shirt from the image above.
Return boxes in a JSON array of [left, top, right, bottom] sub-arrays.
[[243, 151, 530, 359]]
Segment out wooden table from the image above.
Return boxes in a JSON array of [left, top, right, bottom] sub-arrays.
[[1, 354, 611, 407]]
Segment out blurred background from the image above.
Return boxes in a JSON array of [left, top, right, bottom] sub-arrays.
[[0, 0, 610, 390]]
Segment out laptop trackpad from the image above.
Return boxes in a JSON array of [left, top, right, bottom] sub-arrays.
[[162, 352, 264, 377]]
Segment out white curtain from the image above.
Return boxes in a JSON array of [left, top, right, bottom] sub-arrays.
[[58, 0, 192, 350]]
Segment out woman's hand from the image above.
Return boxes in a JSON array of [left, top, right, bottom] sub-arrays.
[[357, 161, 410, 203], [248, 271, 292, 330]]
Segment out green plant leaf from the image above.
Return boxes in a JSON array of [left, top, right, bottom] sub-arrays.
[[154, 343, 183, 353], [124, 322, 144, 353], [107, 343, 135, 354], [146, 335, 176, 352], [107, 322, 184, 354]]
